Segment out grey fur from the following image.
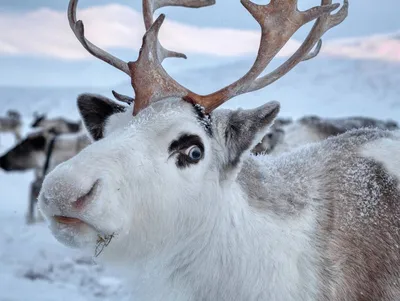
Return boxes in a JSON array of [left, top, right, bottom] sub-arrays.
[[240, 128, 400, 300], [216, 102, 280, 170], [299, 115, 399, 137]]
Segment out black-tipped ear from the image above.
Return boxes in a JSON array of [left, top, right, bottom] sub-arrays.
[[77, 94, 126, 141], [223, 101, 280, 168]]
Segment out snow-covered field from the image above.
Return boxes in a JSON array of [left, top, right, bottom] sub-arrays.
[[0, 56, 400, 300]]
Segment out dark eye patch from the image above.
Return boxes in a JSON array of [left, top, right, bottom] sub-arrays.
[[168, 134, 205, 168]]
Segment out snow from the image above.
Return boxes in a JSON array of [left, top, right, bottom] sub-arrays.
[[0, 55, 399, 300]]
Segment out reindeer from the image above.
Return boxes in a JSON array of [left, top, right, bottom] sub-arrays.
[[253, 116, 399, 155], [31, 112, 82, 134], [0, 129, 90, 223], [37, 0, 400, 300], [0, 110, 22, 144]]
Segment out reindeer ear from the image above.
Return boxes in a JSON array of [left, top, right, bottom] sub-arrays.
[[77, 94, 126, 141], [221, 101, 280, 169]]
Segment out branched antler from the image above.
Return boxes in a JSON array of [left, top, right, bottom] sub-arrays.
[[190, 0, 348, 112], [142, 0, 215, 61], [69, 0, 349, 115], [246, 0, 349, 92], [68, 0, 130, 75], [128, 15, 190, 114]]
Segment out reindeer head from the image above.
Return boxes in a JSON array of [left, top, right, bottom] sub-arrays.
[[0, 129, 54, 171], [31, 112, 47, 128], [38, 0, 348, 261], [7, 110, 21, 120]]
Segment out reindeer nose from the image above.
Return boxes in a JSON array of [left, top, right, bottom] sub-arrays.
[[71, 180, 100, 210], [40, 178, 100, 214]]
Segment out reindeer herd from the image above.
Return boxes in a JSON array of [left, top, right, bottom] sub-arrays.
[[2, 0, 400, 299]]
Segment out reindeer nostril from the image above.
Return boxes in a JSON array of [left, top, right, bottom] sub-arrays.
[[72, 180, 100, 210]]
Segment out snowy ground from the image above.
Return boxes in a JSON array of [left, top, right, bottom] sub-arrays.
[[0, 56, 399, 300]]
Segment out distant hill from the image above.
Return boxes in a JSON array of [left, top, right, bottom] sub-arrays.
[[1, 56, 399, 125]]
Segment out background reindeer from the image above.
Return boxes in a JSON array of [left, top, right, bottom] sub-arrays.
[[31, 112, 82, 134], [0, 129, 90, 223], [0, 110, 22, 144], [252, 115, 399, 155]]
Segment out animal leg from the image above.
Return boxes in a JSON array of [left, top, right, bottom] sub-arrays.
[[26, 180, 42, 224], [15, 130, 22, 142]]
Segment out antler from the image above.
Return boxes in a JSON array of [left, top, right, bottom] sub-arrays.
[[143, 0, 215, 30], [246, 0, 349, 92], [69, 0, 348, 115], [68, 0, 213, 114], [68, 0, 130, 75], [189, 0, 349, 112], [142, 0, 215, 60]]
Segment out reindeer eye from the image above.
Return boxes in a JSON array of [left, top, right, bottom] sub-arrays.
[[169, 134, 205, 168], [185, 145, 203, 162]]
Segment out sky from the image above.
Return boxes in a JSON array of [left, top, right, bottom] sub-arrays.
[[0, 0, 399, 87]]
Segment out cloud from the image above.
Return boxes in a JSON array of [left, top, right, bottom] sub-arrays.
[[2, 4, 399, 63], [0, 4, 299, 60], [322, 32, 400, 62]]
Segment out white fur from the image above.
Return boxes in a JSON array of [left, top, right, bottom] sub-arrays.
[[360, 133, 400, 183], [38, 99, 400, 301], [39, 101, 320, 300]]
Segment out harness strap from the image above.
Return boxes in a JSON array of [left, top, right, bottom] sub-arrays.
[[42, 135, 57, 177]]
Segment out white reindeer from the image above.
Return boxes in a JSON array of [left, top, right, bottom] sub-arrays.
[[38, 0, 400, 300]]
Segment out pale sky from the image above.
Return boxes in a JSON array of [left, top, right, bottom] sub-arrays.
[[0, 0, 399, 87]]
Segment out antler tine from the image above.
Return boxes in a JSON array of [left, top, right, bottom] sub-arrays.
[[143, 0, 215, 30], [69, 0, 348, 116], [128, 14, 191, 115], [142, 0, 215, 60], [302, 39, 322, 61], [247, 0, 348, 91], [112, 90, 135, 104], [68, 0, 130, 75], [189, 0, 345, 113]]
